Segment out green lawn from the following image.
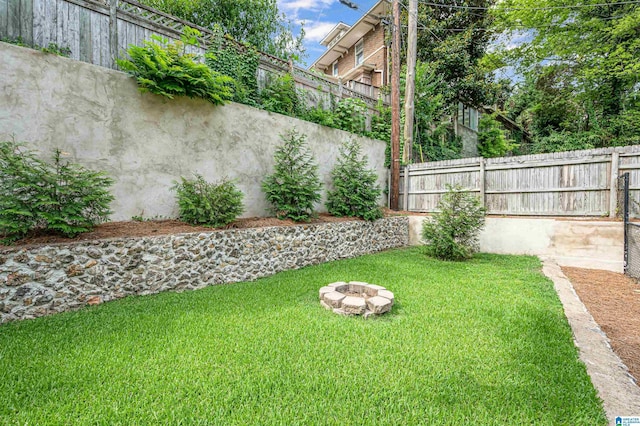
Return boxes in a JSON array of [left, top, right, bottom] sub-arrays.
[[0, 248, 606, 425]]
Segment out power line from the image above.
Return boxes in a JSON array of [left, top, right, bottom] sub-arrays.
[[417, 0, 640, 11], [399, 14, 630, 33], [399, 2, 443, 40]]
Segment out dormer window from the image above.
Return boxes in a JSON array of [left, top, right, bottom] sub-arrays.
[[332, 61, 339, 77], [355, 40, 364, 66]]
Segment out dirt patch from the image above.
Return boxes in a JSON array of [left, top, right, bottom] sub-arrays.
[[562, 266, 640, 383]]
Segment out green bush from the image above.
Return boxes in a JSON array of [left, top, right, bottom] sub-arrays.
[[477, 113, 518, 158], [262, 129, 322, 222], [173, 175, 244, 227], [300, 106, 336, 128], [0, 141, 113, 243], [333, 97, 368, 135], [260, 73, 302, 116], [326, 139, 382, 221], [421, 185, 486, 261], [117, 27, 234, 105], [206, 27, 260, 106]]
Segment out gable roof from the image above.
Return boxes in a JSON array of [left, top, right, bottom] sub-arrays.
[[309, 0, 389, 71]]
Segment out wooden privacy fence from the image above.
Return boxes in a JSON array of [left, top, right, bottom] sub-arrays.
[[399, 146, 640, 217], [0, 0, 385, 110]]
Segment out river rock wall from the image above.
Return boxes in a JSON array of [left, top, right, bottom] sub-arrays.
[[0, 217, 408, 323]]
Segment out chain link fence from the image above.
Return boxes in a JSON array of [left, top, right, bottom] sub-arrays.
[[622, 173, 640, 278], [626, 225, 640, 278]]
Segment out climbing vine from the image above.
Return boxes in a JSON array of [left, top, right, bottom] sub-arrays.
[[206, 26, 260, 106]]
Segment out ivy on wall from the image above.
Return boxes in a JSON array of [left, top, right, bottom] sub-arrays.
[[206, 26, 260, 106], [115, 26, 391, 140]]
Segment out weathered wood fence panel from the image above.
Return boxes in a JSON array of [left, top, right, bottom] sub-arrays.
[[400, 146, 640, 217], [1, 0, 385, 112]]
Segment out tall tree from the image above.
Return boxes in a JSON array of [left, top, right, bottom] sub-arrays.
[[138, 0, 304, 60], [412, 0, 498, 109], [491, 0, 640, 150], [400, 0, 499, 162]]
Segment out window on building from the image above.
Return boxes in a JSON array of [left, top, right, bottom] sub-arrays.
[[457, 103, 480, 131], [332, 61, 339, 77], [355, 40, 364, 66]]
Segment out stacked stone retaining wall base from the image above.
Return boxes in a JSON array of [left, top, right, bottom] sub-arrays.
[[0, 217, 409, 324]]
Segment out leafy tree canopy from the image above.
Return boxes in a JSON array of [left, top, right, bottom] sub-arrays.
[[138, 0, 305, 60], [399, 0, 501, 162], [412, 0, 500, 110], [489, 0, 640, 151]]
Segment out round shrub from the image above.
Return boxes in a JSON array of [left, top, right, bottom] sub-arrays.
[[421, 185, 486, 261], [174, 175, 244, 227]]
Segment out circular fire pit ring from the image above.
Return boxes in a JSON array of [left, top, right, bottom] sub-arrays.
[[319, 281, 394, 317]]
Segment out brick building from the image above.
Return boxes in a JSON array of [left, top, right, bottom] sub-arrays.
[[310, 0, 390, 94]]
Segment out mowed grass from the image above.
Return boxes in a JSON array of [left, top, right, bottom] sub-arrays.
[[0, 248, 606, 425]]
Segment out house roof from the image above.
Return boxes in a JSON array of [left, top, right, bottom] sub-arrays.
[[319, 22, 351, 47], [309, 0, 390, 72]]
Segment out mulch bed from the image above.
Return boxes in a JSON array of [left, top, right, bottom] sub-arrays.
[[562, 267, 640, 383], [0, 213, 368, 248]]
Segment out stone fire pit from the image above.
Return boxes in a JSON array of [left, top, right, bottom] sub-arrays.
[[319, 281, 394, 317]]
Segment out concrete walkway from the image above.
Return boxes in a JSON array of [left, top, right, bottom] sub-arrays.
[[541, 258, 640, 424]]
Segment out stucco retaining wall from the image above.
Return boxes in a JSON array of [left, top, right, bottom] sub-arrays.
[[0, 217, 408, 324], [409, 216, 624, 272], [0, 42, 387, 221]]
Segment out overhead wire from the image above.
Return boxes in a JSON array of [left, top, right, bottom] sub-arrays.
[[397, 0, 631, 35], [416, 0, 640, 11], [395, 0, 636, 81]]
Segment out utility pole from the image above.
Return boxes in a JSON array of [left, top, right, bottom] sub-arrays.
[[402, 0, 418, 164], [390, 0, 401, 211]]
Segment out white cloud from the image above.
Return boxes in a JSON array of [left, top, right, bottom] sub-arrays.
[[304, 21, 340, 42], [491, 30, 533, 52], [278, 0, 335, 20]]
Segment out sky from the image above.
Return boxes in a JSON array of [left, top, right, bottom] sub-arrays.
[[277, 0, 381, 67]]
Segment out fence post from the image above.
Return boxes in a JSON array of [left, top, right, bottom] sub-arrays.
[[610, 151, 620, 218], [479, 157, 486, 208], [403, 165, 410, 211], [623, 172, 629, 273], [109, 0, 118, 69]]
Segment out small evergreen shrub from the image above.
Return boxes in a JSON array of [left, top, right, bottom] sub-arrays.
[[0, 141, 113, 243], [117, 27, 234, 105], [421, 185, 486, 261], [0, 142, 41, 240], [173, 175, 244, 227], [262, 129, 322, 222], [326, 139, 382, 221]]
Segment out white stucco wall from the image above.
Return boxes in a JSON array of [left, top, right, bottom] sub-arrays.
[[409, 216, 624, 272], [0, 42, 386, 220]]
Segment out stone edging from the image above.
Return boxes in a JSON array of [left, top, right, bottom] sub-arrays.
[[541, 258, 640, 421], [0, 217, 409, 324], [320, 281, 394, 317]]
